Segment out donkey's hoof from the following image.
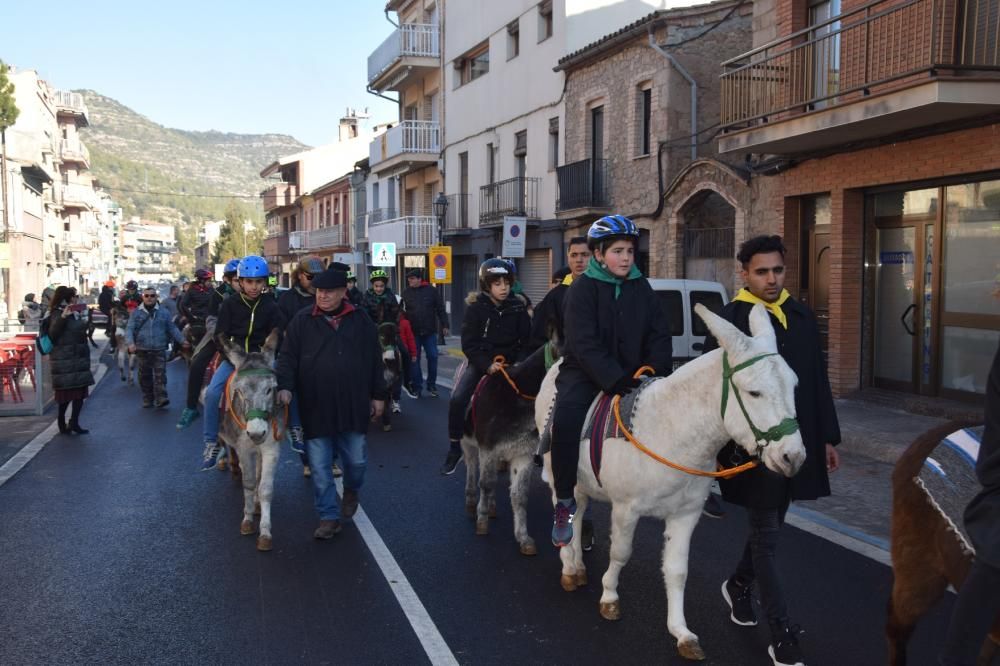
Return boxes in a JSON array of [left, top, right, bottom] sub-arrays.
[[677, 639, 705, 661], [475, 519, 489, 535], [240, 520, 255, 536], [560, 574, 578, 592], [256, 536, 273, 552], [519, 541, 537, 556], [599, 601, 621, 621], [574, 570, 588, 586], [465, 502, 476, 517]]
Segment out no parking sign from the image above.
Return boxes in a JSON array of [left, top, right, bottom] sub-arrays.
[[428, 245, 451, 285]]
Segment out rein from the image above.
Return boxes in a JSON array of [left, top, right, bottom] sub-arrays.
[[493, 355, 536, 400], [610, 351, 797, 479], [224, 367, 287, 440]]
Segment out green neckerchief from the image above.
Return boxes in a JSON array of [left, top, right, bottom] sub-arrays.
[[583, 257, 642, 299], [368, 289, 390, 303]]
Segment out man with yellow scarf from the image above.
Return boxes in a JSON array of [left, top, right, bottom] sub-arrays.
[[703, 234, 841, 666]]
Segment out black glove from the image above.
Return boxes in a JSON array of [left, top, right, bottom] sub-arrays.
[[609, 376, 642, 396]]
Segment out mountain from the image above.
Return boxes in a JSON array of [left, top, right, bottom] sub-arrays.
[[77, 90, 310, 273]]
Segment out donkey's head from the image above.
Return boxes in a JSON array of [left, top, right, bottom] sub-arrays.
[[378, 322, 401, 384], [695, 304, 806, 478], [224, 328, 280, 443], [112, 304, 129, 329]]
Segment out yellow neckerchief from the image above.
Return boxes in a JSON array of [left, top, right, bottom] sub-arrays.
[[561, 273, 575, 286], [732, 287, 791, 329]]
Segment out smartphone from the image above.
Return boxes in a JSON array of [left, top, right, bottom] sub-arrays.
[[70, 303, 88, 313]]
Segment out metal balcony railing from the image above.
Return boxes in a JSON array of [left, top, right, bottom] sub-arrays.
[[369, 121, 440, 167], [53, 91, 88, 116], [368, 208, 400, 225], [444, 193, 471, 230], [721, 0, 1000, 129], [368, 23, 441, 85], [137, 242, 173, 254], [684, 226, 735, 259], [367, 216, 437, 251], [59, 183, 96, 208], [59, 139, 90, 165], [289, 226, 349, 251], [556, 159, 611, 211], [479, 177, 540, 226]]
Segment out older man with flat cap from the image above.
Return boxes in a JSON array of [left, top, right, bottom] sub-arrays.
[[276, 266, 388, 540]]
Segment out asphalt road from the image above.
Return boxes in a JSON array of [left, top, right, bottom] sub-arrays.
[[0, 359, 955, 665]]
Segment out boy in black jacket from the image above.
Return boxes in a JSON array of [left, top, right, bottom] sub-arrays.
[[199, 255, 286, 471], [440, 258, 531, 475], [550, 215, 673, 547]]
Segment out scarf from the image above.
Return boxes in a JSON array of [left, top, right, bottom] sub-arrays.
[[561, 273, 575, 286], [732, 287, 791, 329], [313, 301, 356, 331], [583, 257, 642, 299]]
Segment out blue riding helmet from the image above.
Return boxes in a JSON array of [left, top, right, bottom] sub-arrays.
[[237, 255, 269, 279], [224, 258, 240, 275], [587, 215, 639, 251]]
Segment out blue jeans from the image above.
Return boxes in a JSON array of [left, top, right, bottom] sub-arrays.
[[307, 433, 367, 520], [411, 333, 439, 391], [288, 394, 302, 429], [203, 360, 234, 443]]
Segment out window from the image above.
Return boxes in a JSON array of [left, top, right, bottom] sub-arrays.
[[486, 143, 496, 184], [548, 117, 559, 171], [538, 0, 553, 42], [636, 85, 652, 156], [507, 20, 520, 60], [690, 291, 724, 337], [459, 42, 490, 85], [656, 290, 684, 336]]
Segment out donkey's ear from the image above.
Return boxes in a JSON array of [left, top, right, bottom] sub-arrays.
[[747, 304, 778, 351], [262, 328, 280, 363], [695, 303, 748, 355], [224, 338, 247, 370]]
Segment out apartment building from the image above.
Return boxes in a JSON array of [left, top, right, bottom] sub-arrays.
[[289, 172, 354, 267], [194, 219, 225, 271], [261, 111, 371, 286], [713, 0, 1000, 403], [119, 219, 176, 285], [555, 0, 751, 294]]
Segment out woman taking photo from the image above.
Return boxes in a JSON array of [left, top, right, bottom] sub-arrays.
[[47, 286, 95, 434]]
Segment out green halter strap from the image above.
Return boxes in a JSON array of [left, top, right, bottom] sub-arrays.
[[721, 351, 800, 451], [235, 367, 274, 421]]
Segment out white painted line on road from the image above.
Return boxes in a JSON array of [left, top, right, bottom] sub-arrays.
[[0, 363, 108, 489], [786, 503, 892, 567], [337, 478, 459, 666]]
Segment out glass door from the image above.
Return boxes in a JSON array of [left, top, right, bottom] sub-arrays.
[[873, 225, 919, 391]]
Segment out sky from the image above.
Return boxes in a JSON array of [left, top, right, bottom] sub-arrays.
[[2, 0, 400, 147]]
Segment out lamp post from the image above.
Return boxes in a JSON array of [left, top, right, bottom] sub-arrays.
[[432, 192, 449, 344]]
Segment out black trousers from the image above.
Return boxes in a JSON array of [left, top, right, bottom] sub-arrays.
[[186, 340, 217, 410], [733, 495, 792, 634], [448, 366, 483, 442], [551, 368, 601, 500], [939, 557, 1000, 665]]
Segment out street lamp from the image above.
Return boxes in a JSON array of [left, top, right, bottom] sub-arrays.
[[433, 192, 449, 246]]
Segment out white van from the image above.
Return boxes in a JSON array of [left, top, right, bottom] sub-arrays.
[[647, 279, 729, 369]]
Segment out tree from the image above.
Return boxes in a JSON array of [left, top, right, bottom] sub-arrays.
[[211, 201, 265, 265], [0, 61, 21, 313]]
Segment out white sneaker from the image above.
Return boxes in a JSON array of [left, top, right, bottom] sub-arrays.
[[391, 400, 401, 414]]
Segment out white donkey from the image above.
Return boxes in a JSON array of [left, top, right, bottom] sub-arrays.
[[112, 304, 136, 385], [218, 330, 284, 552], [534, 304, 806, 661]]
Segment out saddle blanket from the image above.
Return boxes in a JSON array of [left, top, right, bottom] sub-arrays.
[[585, 377, 659, 486], [917, 426, 984, 554]]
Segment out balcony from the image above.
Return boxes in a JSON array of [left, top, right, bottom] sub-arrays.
[[444, 194, 471, 232], [59, 183, 96, 209], [288, 225, 349, 252], [264, 234, 290, 258], [719, 0, 1000, 156], [479, 177, 540, 227], [58, 139, 90, 168], [53, 91, 90, 126], [137, 242, 174, 254], [261, 182, 299, 212], [369, 120, 440, 174], [556, 159, 611, 218], [368, 23, 441, 93], [368, 215, 437, 252]]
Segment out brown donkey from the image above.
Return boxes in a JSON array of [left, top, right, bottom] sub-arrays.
[[888, 420, 999, 665]]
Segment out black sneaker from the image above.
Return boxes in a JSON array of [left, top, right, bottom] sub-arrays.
[[402, 384, 418, 399], [581, 519, 595, 552], [427, 386, 439, 398], [722, 577, 757, 626], [439, 449, 463, 475], [768, 625, 805, 666]]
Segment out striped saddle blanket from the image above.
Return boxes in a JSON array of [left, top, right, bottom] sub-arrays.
[[917, 426, 984, 554], [584, 377, 658, 486]]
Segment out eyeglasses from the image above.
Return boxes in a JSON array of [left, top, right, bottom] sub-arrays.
[[302, 273, 314, 280], [142, 294, 157, 299]]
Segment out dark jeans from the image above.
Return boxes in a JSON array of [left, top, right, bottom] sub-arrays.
[[411, 333, 439, 391], [733, 497, 792, 632], [550, 370, 600, 499], [136, 350, 167, 403], [939, 558, 1000, 665], [448, 366, 483, 442], [186, 340, 216, 410]]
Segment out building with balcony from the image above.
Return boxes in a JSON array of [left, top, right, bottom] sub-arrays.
[[711, 0, 1000, 404], [364, 0, 444, 293], [291, 173, 354, 265], [555, 0, 751, 293], [260, 111, 373, 286], [120, 219, 176, 285]]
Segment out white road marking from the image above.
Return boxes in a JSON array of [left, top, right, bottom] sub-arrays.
[[337, 478, 458, 666]]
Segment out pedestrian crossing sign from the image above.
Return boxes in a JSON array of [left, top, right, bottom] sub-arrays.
[[372, 242, 396, 267]]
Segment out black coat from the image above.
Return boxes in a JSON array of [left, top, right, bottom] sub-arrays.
[[276, 286, 314, 327], [965, 340, 1000, 568], [703, 298, 841, 508], [529, 283, 569, 351], [361, 288, 400, 325], [180, 284, 213, 323], [207, 284, 229, 318], [402, 283, 449, 336], [47, 309, 95, 391], [347, 286, 363, 307], [97, 287, 114, 316], [276, 303, 389, 438], [215, 294, 286, 356], [461, 292, 531, 375], [561, 274, 673, 393]]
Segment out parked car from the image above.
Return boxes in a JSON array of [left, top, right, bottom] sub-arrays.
[[647, 278, 729, 369]]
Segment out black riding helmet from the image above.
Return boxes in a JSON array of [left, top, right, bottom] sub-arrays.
[[479, 258, 515, 292]]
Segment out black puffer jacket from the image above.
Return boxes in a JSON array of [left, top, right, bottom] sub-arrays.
[[361, 288, 399, 325], [215, 294, 286, 356], [277, 286, 314, 326], [180, 283, 213, 323], [402, 282, 449, 336], [47, 309, 95, 391], [461, 292, 531, 375]]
